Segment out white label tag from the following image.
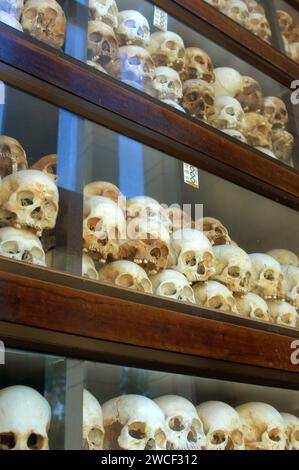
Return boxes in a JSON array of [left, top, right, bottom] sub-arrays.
[[183, 163, 199, 189], [0, 81, 5, 105], [153, 6, 168, 31]]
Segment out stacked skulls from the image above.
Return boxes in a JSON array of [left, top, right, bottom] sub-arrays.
[[277, 9, 299, 64]]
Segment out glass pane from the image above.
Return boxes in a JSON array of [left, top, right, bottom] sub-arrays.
[[83, 360, 299, 450], [274, 0, 299, 63], [0, 1, 298, 168]]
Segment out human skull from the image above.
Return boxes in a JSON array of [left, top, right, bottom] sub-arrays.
[[102, 395, 167, 450], [195, 217, 231, 246], [241, 112, 272, 148], [150, 269, 195, 303], [193, 280, 238, 313], [165, 206, 193, 233], [208, 96, 244, 130], [243, 0, 265, 14], [281, 413, 299, 450], [213, 68, 243, 98], [161, 99, 186, 113], [126, 196, 169, 227], [84, 181, 124, 207], [154, 395, 206, 450], [88, 0, 118, 29], [236, 402, 287, 450], [235, 76, 263, 113], [0, 136, 28, 178], [212, 245, 252, 295], [151, 67, 182, 102], [0, 385, 51, 450], [235, 293, 270, 321], [223, 1, 249, 27], [249, 253, 284, 300], [271, 129, 294, 164], [281, 265, 299, 309], [283, 23, 299, 44], [276, 10, 293, 34], [117, 10, 150, 47], [83, 390, 104, 450], [168, 229, 215, 283], [0, 0, 23, 20], [0, 170, 59, 236], [180, 47, 215, 83], [0, 226, 46, 266], [267, 300, 298, 328], [0, 10, 22, 30], [31, 154, 57, 182], [262, 97, 288, 130], [87, 20, 119, 67], [121, 217, 170, 274], [21, 0, 66, 49], [197, 401, 244, 450], [267, 249, 298, 267], [107, 45, 155, 88], [83, 196, 125, 262], [148, 31, 185, 72], [222, 128, 247, 143], [82, 253, 99, 280], [98, 260, 152, 293], [204, 0, 226, 10], [247, 13, 272, 43], [182, 79, 215, 121]]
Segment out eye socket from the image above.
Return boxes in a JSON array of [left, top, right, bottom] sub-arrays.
[[195, 56, 205, 65], [18, 191, 34, 207], [117, 273, 134, 288], [210, 430, 226, 445], [165, 40, 176, 50], [0, 432, 16, 450], [169, 416, 185, 432], [264, 269, 275, 281], [27, 433, 45, 450], [128, 422, 146, 440], [125, 19, 137, 28], [182, 251, 197, 266], [1, 241, 20, 255], [228, 266, 240, 278], [268, 429, 282, 442], [87, 427, 103, 448], [161, 282, 177, 296], [89, 32, 102, 43], [87, 217, 102, 232], [129, 56, 141, 66]]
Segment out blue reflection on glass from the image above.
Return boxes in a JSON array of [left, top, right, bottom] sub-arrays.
[[119, 135, 144, 197], [0, 81, 5, 133]]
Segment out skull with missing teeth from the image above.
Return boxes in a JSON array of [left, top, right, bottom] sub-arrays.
[[151, 67, 183, 102], [241, 112, 272, 148], [83, 195, 126, 261], [150, 269, 195, 303], [21, 0, 67, 48], [0, 226, 46, 266], [212, 245, 252, 295], [262, 97, 288, 129], [88, 20, 119, 67], [0, 170, 59, 236], [98, 260, 152, 293], [208, 96, 244, 130], [102, 395, 167, 450], [154, 395, 206, 450], [193, 280, 238, 313], [83, 390, 104, 450], [0, 136, 28, 178], [235, 76, 263, 113], [236, 293, 270, 322], [182, 79, 215, 121], [168, 229, 215, 283], [181, 47, 215, 83], [148, 31, 185, 71], [117, 10, 150, 47], [249, 253, 284, 300], [88, 0, 118, 29]]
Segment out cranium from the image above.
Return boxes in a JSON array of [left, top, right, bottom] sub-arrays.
[[31, 154, 57, 182], [222, 128, 247, 143], [193, 280, 238, 313], [98, 260, 152, 293], [0, 385, 51, 450], [235, 76, 263, 112], [102, 395, 167, 450], [154, 395, 206, 450], [286, 42, 299, 62], [83, 390, 104, 450], [120, 217, 170, 274], [126, 196, 169, 227], [224, 1, 249, 26], [212, 245, 252, 295], [235, 293, 270, 321], [241, 112, 272, 148], [0, 169, 59, 236], [164, 206, 193, 233], [271, 129, 294, 164], [283, 23, 299, 44], [0, 136, 27, 178], [247, 13, 272, 43], [267, 249, 298, 267], [107, 45, 155, 88], [212, 67, 243, 98], [262, 96, 288, 129], [21, 0, 66, 48], [83, 196, 125, 262], [87, 20, 118, 68], [88, 0, 118, 29], [148, 31, 185, 72], [208, 96, 244, 130], [151, 67, 182, 102], [281, 265, 299, 309], [0, 10, 23, 30], [168, 229, 215, 283], [84, 181, 124, 207], [195, 217, 231, 246], [203, 0, 226, 10], [182, 79, 215, 121], [0, 226, 46, 266], [180, 47, 215, 83], [150, 269, 195, 303], [267, 300, 298, 328], [0, 0, 23, 19], [276, 10, 293, 34], [243, 0, 265, 14], [82, 253, 99, 280], [161, 99, 186, 113], [281, 413, 299, 450], [236, 402, 287, 450], [249, 253, 284, 300], [117, 10, 150, 47], [197, 401, 245, 450]]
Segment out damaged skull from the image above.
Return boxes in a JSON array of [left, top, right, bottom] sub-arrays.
[[262, 96, 288, 129], [0, 135, 28, 178], [249, 253, 284, 300], [212, 245, 252, 295], [116, 10, 150, 47], [271, 129, 294, 164], [235, 76, 263, 113], [150, 269, 195, 303], [241, 112, 272, 148], [87, 20, 119, 68], [195, 217, 232, 246], [182, 79, 215, 121], [88, 0, 118, 29], [180, 47, 215, 83], [0, 226, 46, 266], [98, 260, 153, 293], [148, 31, 185, 72]]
